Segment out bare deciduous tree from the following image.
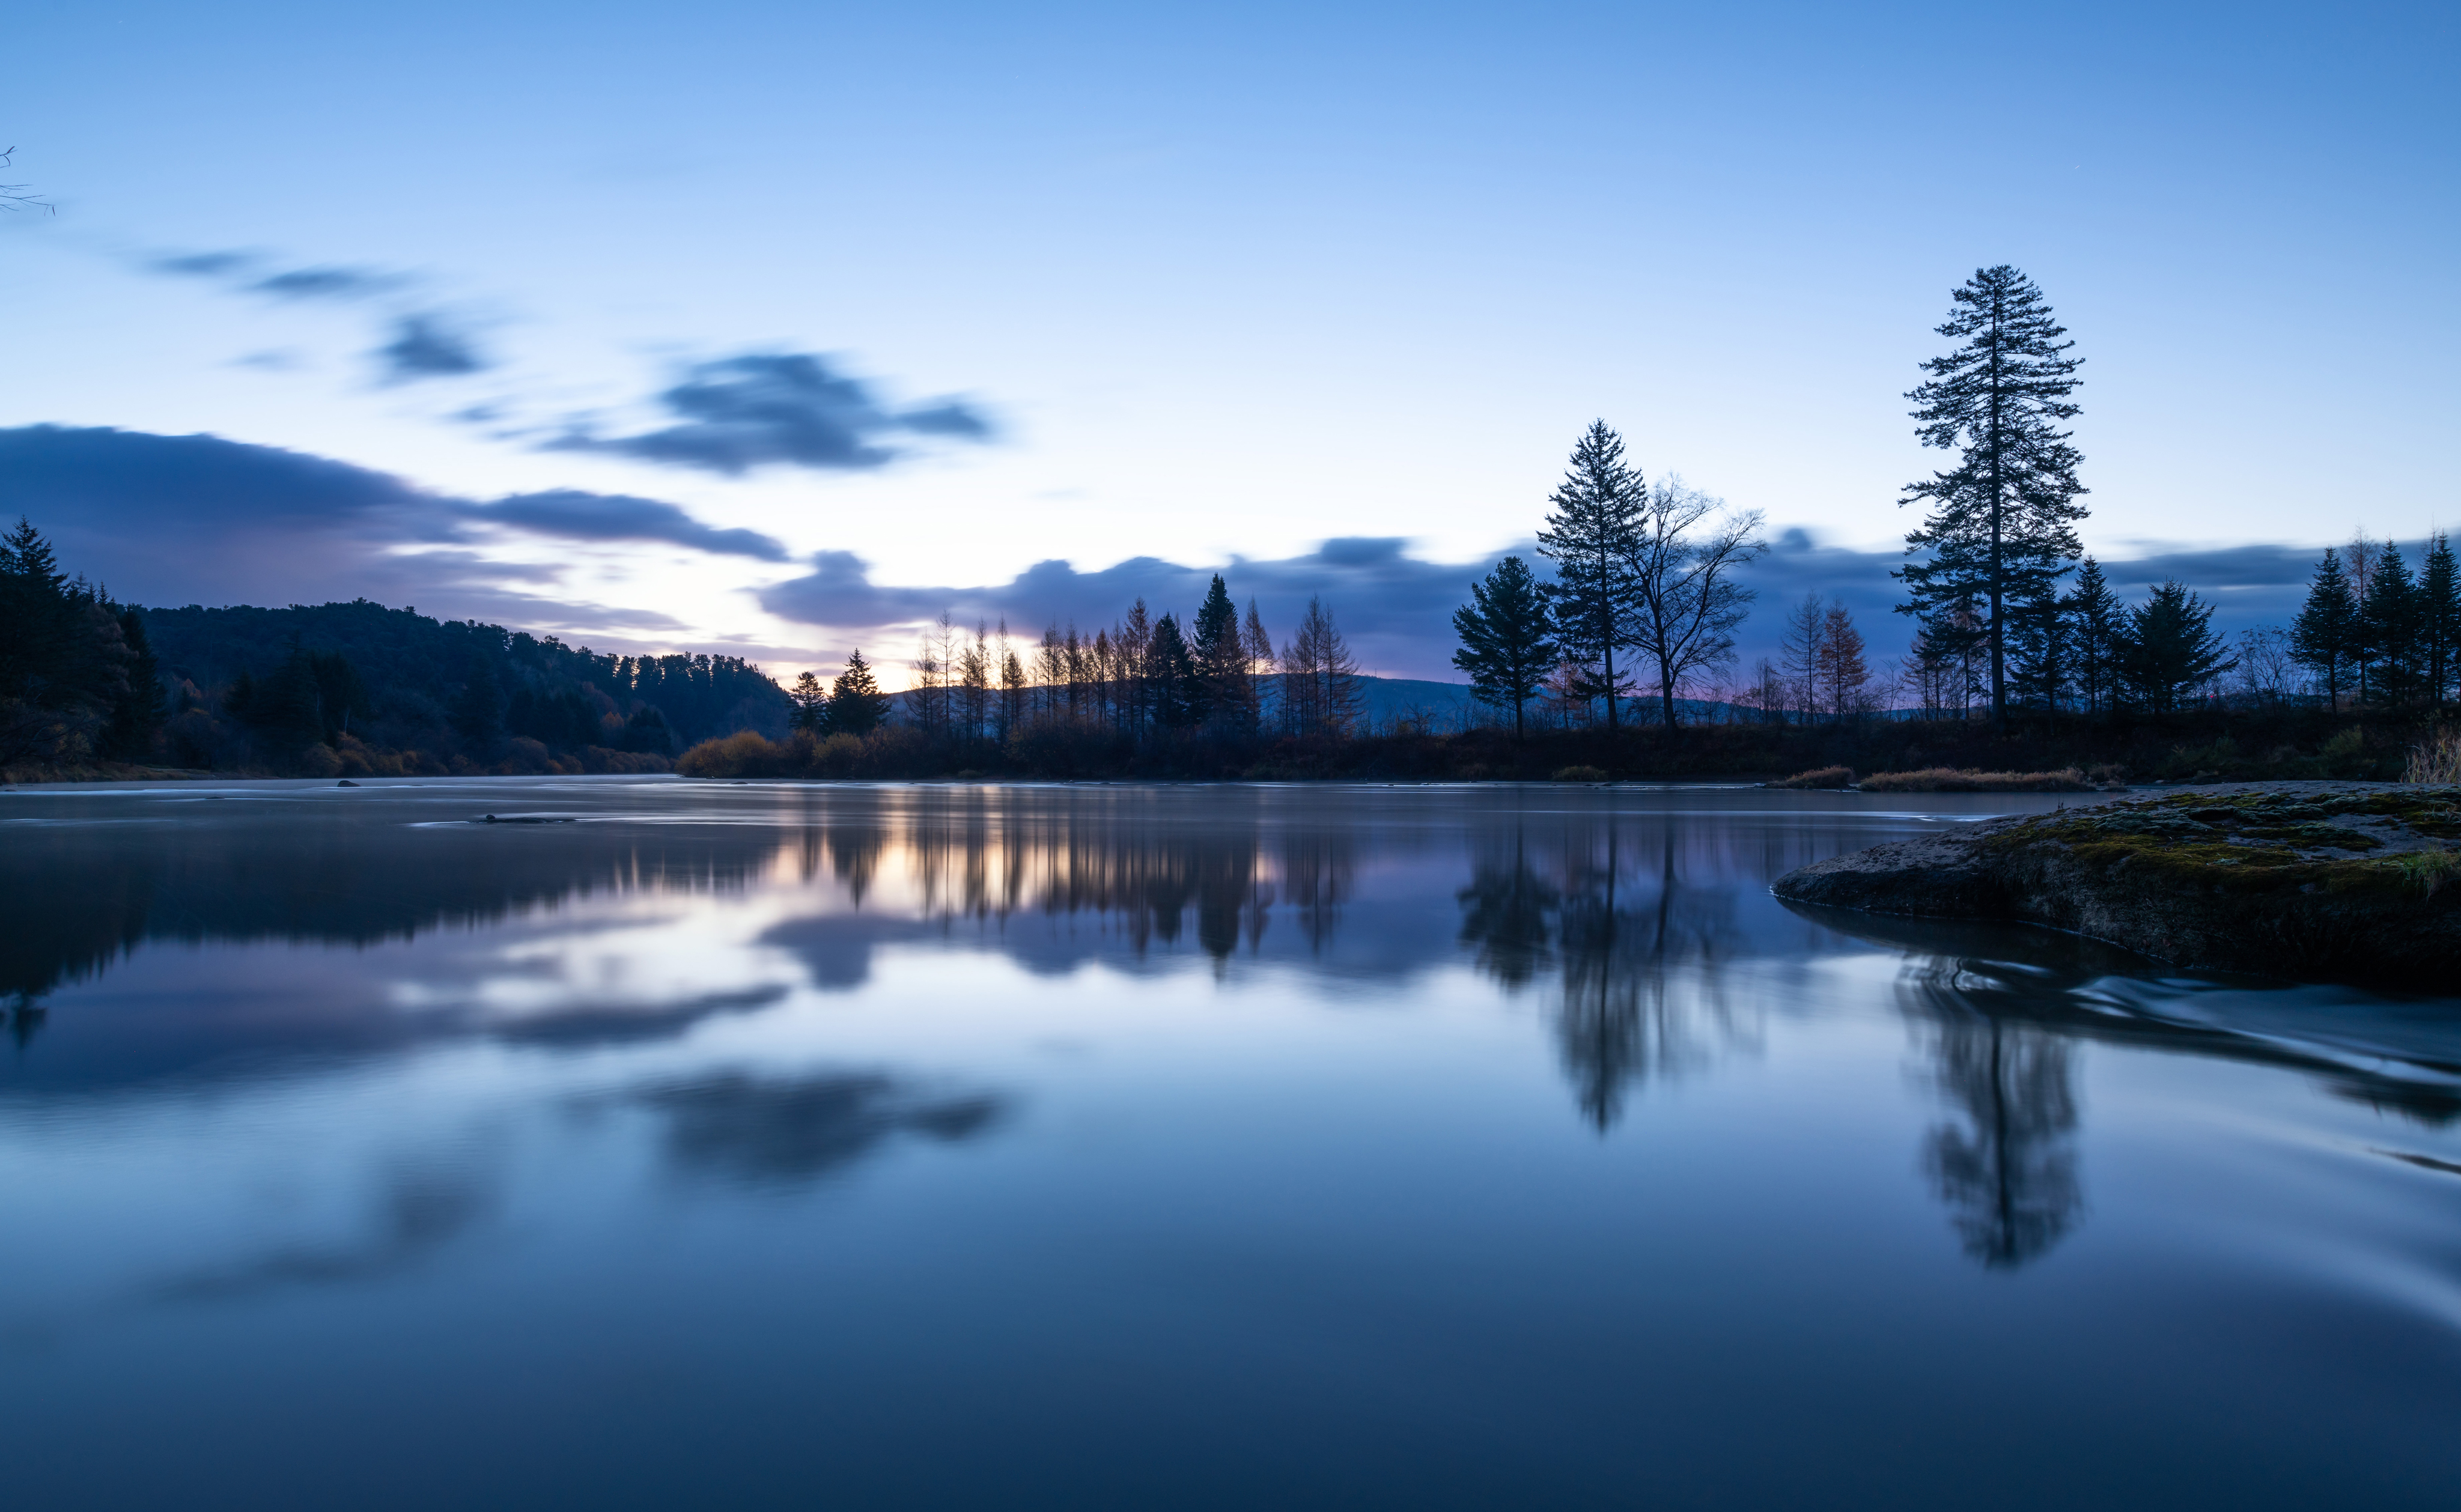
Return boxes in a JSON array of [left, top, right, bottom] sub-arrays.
[[1627, 478, 1765, 729]]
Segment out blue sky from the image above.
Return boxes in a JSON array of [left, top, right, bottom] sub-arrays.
[[5, 1, 2455, 681]]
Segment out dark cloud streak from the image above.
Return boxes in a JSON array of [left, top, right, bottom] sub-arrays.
[[0, 426, 787, 623], [376, 314, 488, 381], [550, 353, 994, 475]]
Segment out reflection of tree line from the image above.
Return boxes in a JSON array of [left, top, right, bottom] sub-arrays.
[[824, 798, 1353, 964], [1, 818, 788, 1012], [1456, 821, 1755, 1129]]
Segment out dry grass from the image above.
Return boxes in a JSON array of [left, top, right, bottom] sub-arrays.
[[1859, 767, 2091, 793], [2405, 727, 2461, 785], [1771, 766, 1855, 789]]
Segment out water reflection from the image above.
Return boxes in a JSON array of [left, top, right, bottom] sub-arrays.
[[1461, 821, 1753, 1128], [155, 1163, 496, 1304], [632, 1070, 1006, 1191], [1916, 1010, 2082, 1268], [6, 785, 2461, 1507]]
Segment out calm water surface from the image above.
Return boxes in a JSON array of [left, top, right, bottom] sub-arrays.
[[2, 779, 2456, 1509]]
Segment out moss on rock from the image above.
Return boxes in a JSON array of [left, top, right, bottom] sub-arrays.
[[1774, 782, 2461, 987]]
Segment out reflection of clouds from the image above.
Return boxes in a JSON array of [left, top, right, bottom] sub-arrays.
[[632, 1070, 1006, 1190], [488, 985, 791, 1048], [153, 1164, 493, 1304]]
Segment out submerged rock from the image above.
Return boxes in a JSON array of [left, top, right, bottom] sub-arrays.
[[1772, 783, 2461, 988]]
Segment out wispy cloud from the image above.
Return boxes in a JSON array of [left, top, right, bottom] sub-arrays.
[[376, 313, 488, 381], [249, 264, 407, 302], [548, 352, 994, 475]]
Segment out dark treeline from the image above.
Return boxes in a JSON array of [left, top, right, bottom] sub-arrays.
[[685, 580, 1373, 779], [695, 266, 2456, 784], [16, 265, 2455, 786], [1, 519, 789, 778]]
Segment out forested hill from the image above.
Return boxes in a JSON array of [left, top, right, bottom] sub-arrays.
[[136, 598, 791, 775]]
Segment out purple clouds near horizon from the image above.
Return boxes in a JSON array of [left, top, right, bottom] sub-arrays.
[[0, 425, 780, 630]]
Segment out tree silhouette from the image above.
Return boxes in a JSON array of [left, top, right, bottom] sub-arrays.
[[1452, 555, 1558, 738], [2116, 580, 2235, 714], [788, 670, 830, 734], [828, 650, 891, 735], [1898, 266, 2087, 727], [1537, 421, 1647, 730]]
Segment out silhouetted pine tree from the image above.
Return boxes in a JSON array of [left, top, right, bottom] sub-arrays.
[[1452, 555, 1557, 738], [2006, 586, 2069, 718], [2066, 558, 2122, 718], [2116, 581, 2234, 714], [829, 650, 891, 735], [1146, 613, 1196, 728], [2423, 533, 2460, 710], [1897, 266, 2087, 726], [1191, 574, 1251, 730], [2365, 541, 2427, 705], [1536, 421, 1646, 731], [2290, 547, 2358, 710], [788, 670, 830, 733]]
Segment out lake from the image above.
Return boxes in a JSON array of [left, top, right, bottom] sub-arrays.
[[2, 778, 2456, 1510]]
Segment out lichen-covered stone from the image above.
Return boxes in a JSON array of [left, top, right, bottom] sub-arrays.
[[1772, 783, 2461, 987]]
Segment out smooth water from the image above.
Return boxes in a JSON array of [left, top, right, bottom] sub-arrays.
[[2, 779, 2456, 1510]]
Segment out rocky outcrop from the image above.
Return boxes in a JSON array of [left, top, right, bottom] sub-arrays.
[[1772, 783, 2461, 988]]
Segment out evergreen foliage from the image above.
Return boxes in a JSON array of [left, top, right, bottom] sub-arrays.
[[2116, 580, 2236, 714], [829, 651, 892, 735], [449, 661, 506, 748], [2364, 542, 2427, 705], [2423, 533, 2460, 709], [1452, 555, 1558, 738], [1896, 266, 2088, 725], [2066, 557, 2122, 717], [1146, 614, 1197, 729], [788, 670, 831, 733], [1536, 421, 1646, 729], [1191, 574, 1252, 730], [2289, 547, 2358, 709]]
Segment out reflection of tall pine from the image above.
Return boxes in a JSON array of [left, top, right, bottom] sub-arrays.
[[1898, 267, 2087, 726]]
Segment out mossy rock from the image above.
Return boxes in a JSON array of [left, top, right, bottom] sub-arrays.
[[1773, 782, 2461, 987]]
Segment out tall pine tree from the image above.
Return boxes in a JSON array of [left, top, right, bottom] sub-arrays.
[[1146, 613, 1197, 729], [1535, 421, 1645, 732], [2289, 547, 2357, 710], [1191, 574, 1251, 730], [2366, 541, 2426, 705], [1896, 266, 2087, 727]]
